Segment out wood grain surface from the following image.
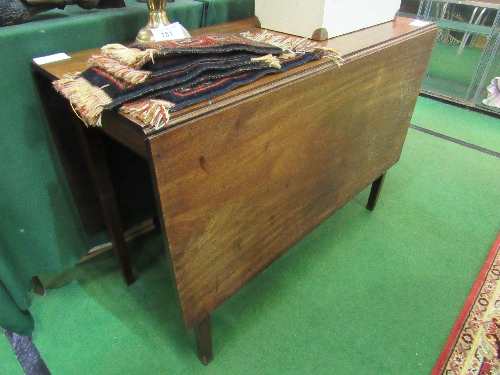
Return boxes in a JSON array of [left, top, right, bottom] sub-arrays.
[[148, 24, 437, 330]]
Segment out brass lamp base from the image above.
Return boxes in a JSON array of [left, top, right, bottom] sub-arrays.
[[135, 10, 171, 43]]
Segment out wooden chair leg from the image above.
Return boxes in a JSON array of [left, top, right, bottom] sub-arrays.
[[366, 173, 386, 211], [194, 315, 213, 365]]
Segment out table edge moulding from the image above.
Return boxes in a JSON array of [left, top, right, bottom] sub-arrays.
[[31, 17, 437, 365]]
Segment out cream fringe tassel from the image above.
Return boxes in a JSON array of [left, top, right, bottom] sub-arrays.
[[119, 99, 175, 130], [250, 54, 282, 69], [101, 44, 156, 69], [88, 55, 151, 85], [53, 76, 112, 127], [240, 31, 343, 67]]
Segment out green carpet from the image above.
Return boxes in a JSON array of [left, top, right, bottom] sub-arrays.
[[422, 41, 500, 105], [2, 97, 500, 374], [411, 96, 500, 153], [426, 42, 483, 88]]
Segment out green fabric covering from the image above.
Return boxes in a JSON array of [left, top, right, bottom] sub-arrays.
[[0, 0, 254, 336], [198, 0, 255, 27]]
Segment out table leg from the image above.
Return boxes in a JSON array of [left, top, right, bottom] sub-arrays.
[[194, 315, 213, 365], [366, 173, 386, 211], [79, 127, 135, 286]]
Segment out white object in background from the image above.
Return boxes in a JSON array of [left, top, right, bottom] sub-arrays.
[[482, 77, 500, 108], [32, 53, 71, 65], [410, 20, 432, 27], [255, 0, 401, 40]]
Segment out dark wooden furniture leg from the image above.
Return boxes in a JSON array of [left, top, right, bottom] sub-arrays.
[[366, 173, 386, 211], [194, 315, 213, 365], [78, 127, 135, 285], [31, 70, 134, 285]]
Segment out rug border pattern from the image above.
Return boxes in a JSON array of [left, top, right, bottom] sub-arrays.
[[433, 232, 500, 374]]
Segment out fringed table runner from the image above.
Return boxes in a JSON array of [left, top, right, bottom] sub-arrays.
[[54, 32, 343, 130]]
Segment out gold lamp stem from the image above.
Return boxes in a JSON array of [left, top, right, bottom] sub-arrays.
[[136, 0, 171, 43]]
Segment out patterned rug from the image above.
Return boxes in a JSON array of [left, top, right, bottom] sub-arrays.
[[53, 32, 342, 130], [433, 232, 500, 375]]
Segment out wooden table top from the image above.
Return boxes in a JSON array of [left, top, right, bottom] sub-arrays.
[[34, 17, 434, 79], [31, 17, 436, 145]]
